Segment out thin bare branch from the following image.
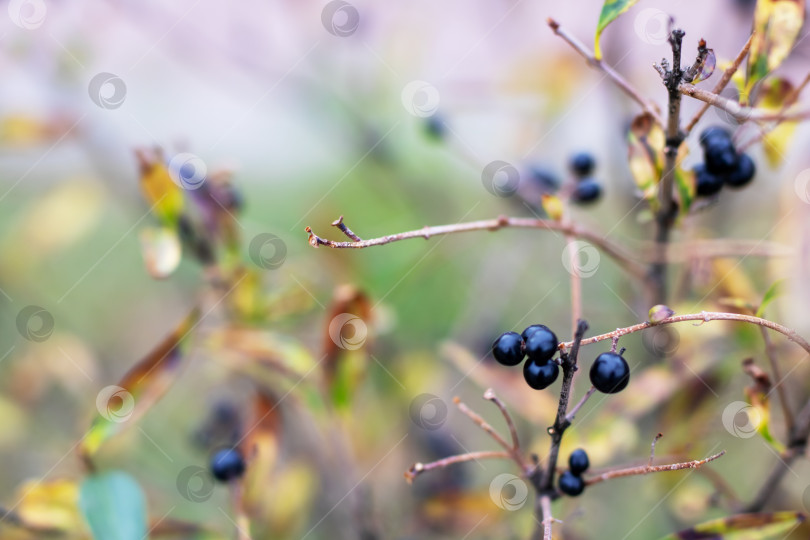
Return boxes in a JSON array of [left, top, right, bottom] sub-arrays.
[[565, 386, 596, 424], [307, 215, 648, 280], [679, 83, 810, 122], [558, 311, 810, 357], [685, 34, 754, 135], [649, 432, 663, 467], [404, 450, 512, 483], [484, 388, 520, 452], [453, 396, 531, 471], [585, 450, 725, 486], [546, 18, 665, 127]]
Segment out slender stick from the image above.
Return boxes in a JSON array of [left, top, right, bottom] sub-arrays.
[[543, 321, 589, 489], [546, 18, 664, 127], [585, 451, 725, 486], [684, 34, 754, 135], [541, 494, 554, 540], [405, 451, 512, 483], [759, 325, 794, 434], [650, 29, 686, 305], [565, 386, 597, 424], [566, 234, 583, 337], [484, 388, 521, 452], [649, 433, 663, 467], [737, 72, 810, 152], [557, 312, 810, 357], [679, 84, 810, 122], [307, 216, 648, 280], [454, 397, 531, 471]]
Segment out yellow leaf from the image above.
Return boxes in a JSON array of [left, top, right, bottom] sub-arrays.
[[746, 0, 805, 94], [136, 149, 184, 228], [15, 479, 85, 534], [541, 194, 564, 221]]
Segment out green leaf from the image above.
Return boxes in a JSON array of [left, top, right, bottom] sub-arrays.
[[674, 167, 694, 216], [746, 0, 805, 95], [756, 279, 785, 318], [595, 0, 641, 59], [660, 512, 805, 539], [79, 471, 147, 540]]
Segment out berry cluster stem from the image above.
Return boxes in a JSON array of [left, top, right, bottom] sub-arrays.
[[650, 28, 686, 305], [541, 320, 589, 491]]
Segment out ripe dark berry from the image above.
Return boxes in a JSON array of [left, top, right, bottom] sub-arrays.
[[704, 139, 738, 174], [523, 326, 558, 363], [699, 126, 731, 147], [571, 179, 602, 204], [492, 332, 524, 366], [523, 358, 559, 390], [568, 449, 590, 475], [558, 471, 585, 496], [694, 164, 723, 197], [424, 116, 446, 140], [210, 448, 246, 482], [590, 352, 630, 394], [570, 152, 596, 177], [725, 153, 755, 188], [528, 166, 560, 192]]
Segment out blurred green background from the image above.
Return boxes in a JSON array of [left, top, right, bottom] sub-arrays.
[[1, 0, 810, 538]]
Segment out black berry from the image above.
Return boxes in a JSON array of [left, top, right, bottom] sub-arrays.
[[492, 332, 524, 366], [523, 358, 559, 390], [568, 449, 590, 475], [694, 164, 723, 197], [725, 153, 755, 188], [704, 138, 738, 174], [558, 471, 585, 496], [523, 326, 558, 363], [424, 116, 446, 140], [571, 179, 602, 204], [570, 152, 596, 177], [210, 448, 246, 482], [590, 352, 630, 394], [528, 166, 560, 192], [699, 126, 731, 147]]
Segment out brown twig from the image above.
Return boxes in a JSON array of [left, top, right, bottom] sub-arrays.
[[649, 433, 663, 467], [547, 18, 664, 127], [404, 451, 512, 483], [453, 396, 531, 471], [540, 495, 554, 540], [331, 215, 363, 242], [649, 28, 686, 305], [484, 388, 520, 453], [543, 320, 589, 490], [558, 311, 810, 357], [306, 216, 648, 280], [566, 234, 583, 337], [565, 386, 596, 424], [585, 450, 725, 486], [684, 34, 754, 135], [679, 84, 810, 123]]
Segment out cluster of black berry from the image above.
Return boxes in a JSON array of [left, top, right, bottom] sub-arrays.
[[694, 126, 755, 197], [523, 151, 603, 206], [568, 152, 602, 204], [210, 447, 246, 482], [492, 325, 560, 389], [558, 448, 589, 496], [492, 329, 631, 395]]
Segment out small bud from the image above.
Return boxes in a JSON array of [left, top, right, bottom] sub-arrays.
[[541, 194, 564, 221], [648, 304, 675, 324]]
